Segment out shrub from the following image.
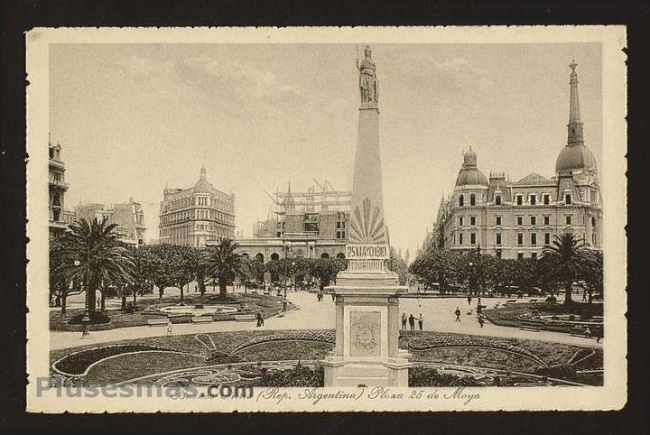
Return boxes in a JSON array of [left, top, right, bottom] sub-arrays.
[[68, 311, 111, 325], [261, 366, 324, 387], [408, 367, 482, 387]]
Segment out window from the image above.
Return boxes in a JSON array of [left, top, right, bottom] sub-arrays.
[[591, 190, 597, 203], [544, 233, 551, 245], [495, 195, 502, 205], [566, 215, 572, 225], [496, 233, 502, 245], [517, 216, 523, 226], [531, 233, 537, 246], [543, 194, 550, 205], [459, 233, 463, 245], [470, 216, 476, 226], [544, 215, 550, 225], [530, 195, 536, 205], [565, 194, 572, 205], [531, 252, 538, 259], [516, 195, 523, 206], [592, 233, 597, 246], [517, 233, 523, 246], [459, 216, 464, 226], [470, 194, 476, 206], [336, 221, 341, 229], [530, 216, 536, 226], [459, 195, 464, 207], [470, 233, 476, 245], [592, 217, 597, 227], [496, 216, 502, 226], [517, 252, 524, 260]]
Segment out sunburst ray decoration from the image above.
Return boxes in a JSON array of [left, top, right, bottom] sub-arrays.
[[349, 197, 388, 244]]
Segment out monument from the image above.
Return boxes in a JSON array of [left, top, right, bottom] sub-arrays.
[[322, 46, 410, 387]]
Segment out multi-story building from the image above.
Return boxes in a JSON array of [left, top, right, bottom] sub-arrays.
[[429, 62, 602, 260], [232, 181, 352, 262], [159, 167, 235, 247], [75, 197, 146, 246], [48, 140, 69, 234]]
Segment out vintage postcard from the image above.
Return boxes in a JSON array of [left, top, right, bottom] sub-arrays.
[[26, 26, 627, 412]]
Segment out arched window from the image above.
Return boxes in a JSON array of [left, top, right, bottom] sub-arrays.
[[320, 252, 330, 259], [470, 194, 476, 206], [255, 253, 264, 263], [270, 253, 280, 261], [336, 253, 345, 259], [565, 194, 572, 205], [495, 195, 501, 205], [458, 195, 464, 207]]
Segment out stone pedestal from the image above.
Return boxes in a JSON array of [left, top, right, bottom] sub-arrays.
[[322, 274, 410, 387]]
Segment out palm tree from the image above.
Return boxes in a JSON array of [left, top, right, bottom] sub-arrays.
[[54, 218, 134, 314], [541, 233, 594, 306], [203, 238, 246, 299]]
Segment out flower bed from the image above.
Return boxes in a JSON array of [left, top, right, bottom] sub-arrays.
[[231, 330, 336, 354], [406, 335, 547, 367], [53, 344, 181, 376]]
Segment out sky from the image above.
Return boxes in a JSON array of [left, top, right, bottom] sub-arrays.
[[49, 43, 602, 257]]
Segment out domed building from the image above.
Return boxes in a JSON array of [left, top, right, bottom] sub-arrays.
[[158, 166, 235, 247], [429, 62, 602, 259]]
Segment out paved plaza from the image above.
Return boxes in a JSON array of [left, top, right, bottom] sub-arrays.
[[50, 290, 601, 350]]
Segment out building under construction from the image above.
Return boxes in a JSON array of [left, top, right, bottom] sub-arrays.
[[236, 180, 352, 262]]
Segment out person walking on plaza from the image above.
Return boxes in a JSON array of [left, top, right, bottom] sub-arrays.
[[467, 296, 472, 305], [478, 314, 486, 328], [418, 313, 423, 331], [401, 313, 407, 330], [256, 312, 264, 327], [166, 318, 173, 335], [455, 307, 461, 322], [408, 314, 415, 331]]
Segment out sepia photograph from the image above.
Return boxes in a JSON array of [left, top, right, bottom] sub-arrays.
[[25, 26, 627, 412]]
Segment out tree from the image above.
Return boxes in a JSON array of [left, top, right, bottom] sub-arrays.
[[541, 233, 595, 306], [204, 238, 246, 298], [169, 245, 196, 303], [147, 244, 178, 302], [53, 218, 133, 314], [127, 245, 156, 307], [577, 251, 603, 304], [310, 258, 345, 288], [49, 233, 83, 315]]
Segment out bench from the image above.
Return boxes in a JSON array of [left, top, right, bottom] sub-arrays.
[[191, 316, 213, 324], [233, 314, 257, 322], [147, 318, 169, 327]]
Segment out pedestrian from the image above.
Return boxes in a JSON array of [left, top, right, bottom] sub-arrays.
[[478, 314, 485, 328], [408, 314, 415, 330], [582, 290, 587, 303], [455, 307, 461, 322], [418, 313, 423, 331], [583, 327, 592, 338], [401, 313, 407, 330], [417, 285, 420, 293], [467, 296, 472, 305], [256, 312, 264, 327], [331, 292, 335, 301], [478, 297, 481, 306], [166, 318, 173, 335]]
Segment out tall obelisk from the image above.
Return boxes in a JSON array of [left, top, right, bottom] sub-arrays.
[[322, 46, 410, 387]]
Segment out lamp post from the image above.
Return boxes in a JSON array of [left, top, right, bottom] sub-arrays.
[[468, 261, 474, 296], [77, 260, 91, 337]]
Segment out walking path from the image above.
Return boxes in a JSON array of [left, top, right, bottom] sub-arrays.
[[49, 292, 602, 351]]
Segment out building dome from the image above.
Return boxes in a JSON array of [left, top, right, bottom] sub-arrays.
[[555, 144, 597, 174], [455, 148, 489, 187], [193, 166, 213, 193]]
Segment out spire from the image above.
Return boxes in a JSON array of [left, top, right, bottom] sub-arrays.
[[285, 181, 295, 212], [567, 60, 584, 146], [200, 165, 206, 179]]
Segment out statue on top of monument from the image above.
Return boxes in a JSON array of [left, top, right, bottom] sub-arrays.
[[356, 45, 379, 105]]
